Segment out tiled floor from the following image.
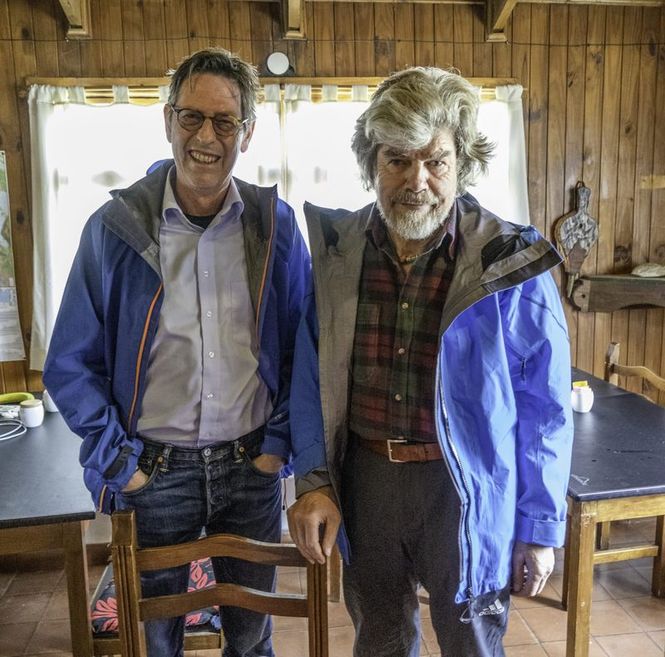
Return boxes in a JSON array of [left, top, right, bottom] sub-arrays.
[[0, 519, 664, 656]]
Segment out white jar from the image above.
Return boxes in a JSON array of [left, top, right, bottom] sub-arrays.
[[19, 399, 45, 427], [571, 386, 594, 413]]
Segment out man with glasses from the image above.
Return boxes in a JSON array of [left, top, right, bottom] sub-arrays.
[[44, 48, 309, 657]]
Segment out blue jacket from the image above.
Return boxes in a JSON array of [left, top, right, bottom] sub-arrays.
[[290, 195, 574, 606], [43, 162, 310, 513]]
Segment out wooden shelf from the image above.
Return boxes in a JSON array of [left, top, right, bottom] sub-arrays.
[[571, 275, 665, 312]]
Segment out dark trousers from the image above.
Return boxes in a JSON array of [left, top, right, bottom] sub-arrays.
[[342, 439, 509, 657], [116, 430, 282, 657]]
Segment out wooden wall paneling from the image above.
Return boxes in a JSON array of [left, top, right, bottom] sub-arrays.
[[511, 3, 530, 159], [579, 5, 605, 376], [142, 0, 167, 77], [313, 2, 335, 76], [269, 1, 290, 69], [613, 6, 640, 391], [186, 0, 211, 53], [79, 0, 104, 76], [546, 5, 573, 358], [652, 9, 665, 404], [228, 2, 253, 64], [491, 10, 511, 78], [288, 1, 314, 76], [97, 0, 124, 76], [164, 0, 189, 69], [207, 0, 231, 49], [566, 7, 591, 371], [472, 6, 492, 76], [394, 4, 414, 71], [592, 7, 621, 379], [32, 0, 60, 77], [414, 4, 435, 68], [6, 1, 36, 391], [434, 5, 454, 70], [373, 4, 395, 76], [333, 3, 355, 76], [0, 0, 10, 40], [353, 3, 374, 76], [249, 3, 274, 71], [634, 7, 661, 400], [452, 5, 473, 76], [121, 0, 146, 76]]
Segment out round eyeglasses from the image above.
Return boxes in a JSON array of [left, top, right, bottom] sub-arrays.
[[169, 105, 248, 137]]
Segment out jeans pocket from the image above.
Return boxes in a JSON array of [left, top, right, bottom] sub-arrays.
[[120, 456, 161, 497], [240, 447, 281, 480]]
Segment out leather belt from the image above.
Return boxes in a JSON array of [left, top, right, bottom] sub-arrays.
[[357, 437, 443, 463]]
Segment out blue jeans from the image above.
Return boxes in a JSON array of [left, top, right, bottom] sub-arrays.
[[116, 429, 282, 657]]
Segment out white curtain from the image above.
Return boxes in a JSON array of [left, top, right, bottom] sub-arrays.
[[28, 81, 528, 370]]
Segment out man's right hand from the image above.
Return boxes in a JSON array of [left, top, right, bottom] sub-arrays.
[[287, 486, 341, 565], [121, 467, 150, 493]]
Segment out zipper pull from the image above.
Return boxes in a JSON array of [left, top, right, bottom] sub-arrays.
[[459, 589, 476, 624]]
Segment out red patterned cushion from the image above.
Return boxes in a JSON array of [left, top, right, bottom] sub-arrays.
[[91, 558, 220, 635]]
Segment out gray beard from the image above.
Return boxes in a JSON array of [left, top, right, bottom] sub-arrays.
[[378, 198, 454, 242]]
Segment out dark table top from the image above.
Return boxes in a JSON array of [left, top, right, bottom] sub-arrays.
[[0, 411, 95, 529], [568, 368, 665, 502]]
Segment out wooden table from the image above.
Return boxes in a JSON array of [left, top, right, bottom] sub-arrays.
[[564, 369, 665, 657], [0, 411, 95, 657]]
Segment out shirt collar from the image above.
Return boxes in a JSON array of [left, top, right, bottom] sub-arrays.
[[366, 201, 458, 262], [161, 167, 244, 230]]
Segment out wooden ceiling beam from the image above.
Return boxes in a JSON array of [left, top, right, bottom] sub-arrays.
[[57, 0, 92, 39], [485, 0, 518, 41], [281, 0, 307, 38]]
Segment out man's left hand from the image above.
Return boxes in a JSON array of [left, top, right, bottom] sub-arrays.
[[251, 453, 285, 475], [511, 541, 554, 597]]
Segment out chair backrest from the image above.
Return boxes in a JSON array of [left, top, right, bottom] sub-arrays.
[[604, 342, 665, 401], [111, 509, 328, 657]]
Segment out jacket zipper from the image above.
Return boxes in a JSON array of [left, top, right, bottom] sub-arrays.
[[435, 357, 476, 621]]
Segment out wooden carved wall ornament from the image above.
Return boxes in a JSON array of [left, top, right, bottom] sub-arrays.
[[553, 181, 599, 299]]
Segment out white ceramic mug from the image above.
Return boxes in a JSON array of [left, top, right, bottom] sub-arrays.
[[42, 389, 58, 413], [19, 399, 44, 428], [571, 386, 594, 413]]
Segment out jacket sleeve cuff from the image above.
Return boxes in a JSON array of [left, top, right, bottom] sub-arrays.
[[261, 434, 290, 461], [295, 469, 331, 497], [515, 514, 567, 547]]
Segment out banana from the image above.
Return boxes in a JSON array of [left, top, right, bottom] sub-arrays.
[[0, 392, 35, 404]]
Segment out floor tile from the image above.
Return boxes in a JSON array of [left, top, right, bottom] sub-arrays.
[[0, 622, 38, 656], [5, 570, 64, 596], [0, 594, 51, 625], [504, 644, 548, 656], [328, 625, 356, 657], [617, 596, 665, 631], [595, 566, 652, 599], [43, 591, 70, 621], [647, 630, 665, 649], [589, 599, 644, 636], [518, 606, 568, 643], [541, 638, 607, 656], [511, 583, 563, 610], [595, 632, 663, 656], [25, 620, 72, 654], [504, 610, 538, 646]]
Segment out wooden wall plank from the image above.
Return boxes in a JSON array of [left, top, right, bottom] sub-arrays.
[[452, 4, 473, 76], [249, 2, 274, 69], [472, 5, 492, 76], [334, 3, 356, 76], [353, 3, 374, 76], [229, 1, 253, 63], [288, 1, 314, 76], [374, 4, 394, 76], [32, 0, 59, 77], [394, 4, 415, 72], [612, 6, 641, 391], [186, 0, 211, 52], [434, 5, 454, 70], [80, 0, 104, 76], [207, 1, 231, 50], [492, 11, 511, 77], [164, 0, 189, 69], [143, 0, 167, 76], [0, 0, 10, 40], [313, 2, 335, 76], [121, 0, 146, 76], [98, 0, 124, 76], [414, 5, 434, 68]]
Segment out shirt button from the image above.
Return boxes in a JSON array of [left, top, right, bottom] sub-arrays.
[[206, 393, 214, 399], [203, 270, 210, 278], [397, 347, 405, 355], [205, 311, 212, 318], [401, 302, 409, 310], [208, 351, 215, 358], [394, 393, 402, 402]]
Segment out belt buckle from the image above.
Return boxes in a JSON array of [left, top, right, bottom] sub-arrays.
[[387, 438, 408, 463]]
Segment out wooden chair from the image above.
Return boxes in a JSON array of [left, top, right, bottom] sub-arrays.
[[596, 342, 665, 549], [110, 509, 328, 657]]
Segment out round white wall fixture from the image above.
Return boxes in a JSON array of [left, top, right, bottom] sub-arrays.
[[266, 52, 290, 75]]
